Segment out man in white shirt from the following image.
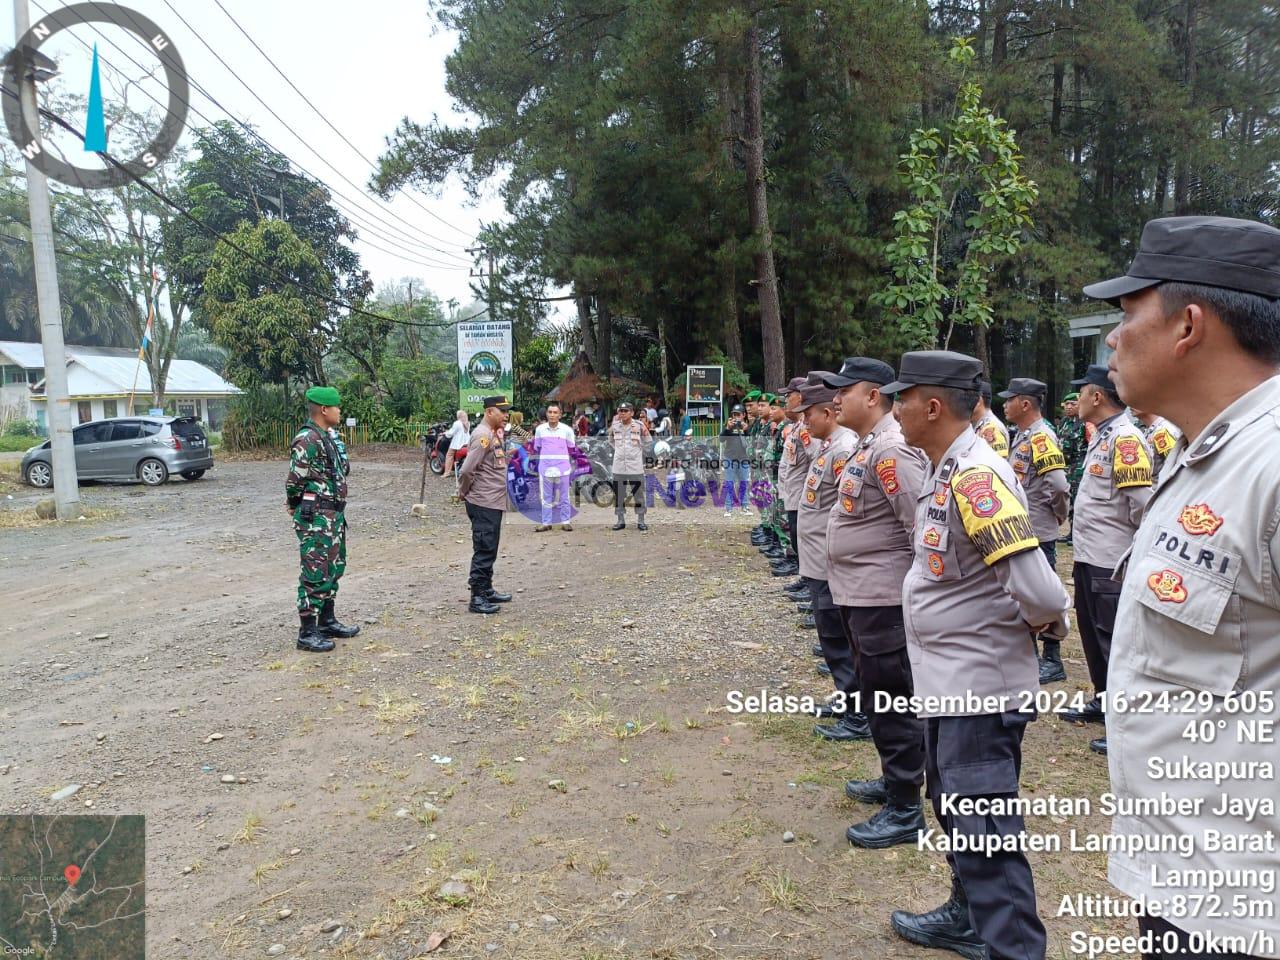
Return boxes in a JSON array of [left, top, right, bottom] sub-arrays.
[[533, 402, 577, 531]]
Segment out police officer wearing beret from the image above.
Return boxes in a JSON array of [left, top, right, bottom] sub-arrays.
[[886, 351, 1070, 960], [458, 396, 515, 614], [1058, 365, 1154, 757], [1084, 216, 1280, 959], [999, 376, 1072, 683], [821, 358, 930, 848], [286, 386, 361, 652]]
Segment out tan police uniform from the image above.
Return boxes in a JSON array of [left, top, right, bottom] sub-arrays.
[[1107, 376, 1280, 954], [1071, 406, 1153, 714], [797, 425, 856, 580], [458, 418, 510, 605], [887, 350, 1071, 960], [609, 417, 648, 525], [974, 410, 1010, 457], [1007, 417, 1070, 555], [826, 410, 929, 810]]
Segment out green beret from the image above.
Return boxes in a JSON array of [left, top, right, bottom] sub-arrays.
[[743, 389, 761, 401], [761, 392, 778, 404], [1062, 392, 1080, 402], [306, 385, 341, 406]]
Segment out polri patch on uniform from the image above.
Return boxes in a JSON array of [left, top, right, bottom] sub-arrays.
[[1147, 568, 1188, 603], [874, 458, 899, 494], [1178, 503, 1223, 536]]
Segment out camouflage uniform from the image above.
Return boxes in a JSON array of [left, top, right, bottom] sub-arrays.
[[762, 420, 790, 551], [286, 423, 350, 615], [1057, 416, 1086, 498]]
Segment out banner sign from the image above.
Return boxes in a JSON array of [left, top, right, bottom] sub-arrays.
[[457, 320, 513, 413], [686, 365, 724, 405]]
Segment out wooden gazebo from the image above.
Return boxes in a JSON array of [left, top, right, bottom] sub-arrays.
[[545, 351, 655, 407]]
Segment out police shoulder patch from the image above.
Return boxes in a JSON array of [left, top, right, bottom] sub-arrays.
[[874, 457, 900, 495], [1029, 431, 1066, 475], [950, 466, 1037, 565], [479, 436, 490, 448], [1112, 434, 1153, 488]]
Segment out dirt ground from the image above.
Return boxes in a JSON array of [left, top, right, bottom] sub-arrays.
[[1, 446, 1129, 959]]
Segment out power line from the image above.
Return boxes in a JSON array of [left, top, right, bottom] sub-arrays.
[[0, 84, 467, 330], [207, 0, 476, 242], [24, 0, 474, 270]]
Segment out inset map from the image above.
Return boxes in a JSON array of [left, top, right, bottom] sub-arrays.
[[0, 815, 145, 959]]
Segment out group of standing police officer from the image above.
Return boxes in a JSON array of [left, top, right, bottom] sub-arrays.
[[281, 215, 1280, 960]]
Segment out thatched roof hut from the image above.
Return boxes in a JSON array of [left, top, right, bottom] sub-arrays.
[[545, 351, 655, 406]]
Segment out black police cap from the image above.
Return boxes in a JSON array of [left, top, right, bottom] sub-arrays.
[[1070, 364, 1116, 391], [821, 357, 895, 389], [881, 351, 983, 394], [997, 377, 1047, 400], [1084, 216, 1280, 306]]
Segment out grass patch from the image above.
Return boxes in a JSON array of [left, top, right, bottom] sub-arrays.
[[373, 690, 423, 726], [0, 505, 122, 529], [233, 814, 264, 845], [751, 867, 808, 912]]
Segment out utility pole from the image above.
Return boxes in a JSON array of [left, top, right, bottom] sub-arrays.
[[14, 0, 81, 518], [467, 245, 498, 321]]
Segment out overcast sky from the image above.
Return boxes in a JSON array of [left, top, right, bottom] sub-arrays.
[[2, 0, 531, 315]]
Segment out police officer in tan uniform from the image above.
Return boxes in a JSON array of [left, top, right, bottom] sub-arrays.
[[794, 378, 868, 742], [822, 358, 930, 848], [885, 351, 1070, 960], [772, 377, 809, 579], [1000, 377, 1072, 683], [1058, 364, 1153, 757], [1084, 215, 1280, 959], [1129, 407, 1182, 480], [972, 379, 1010, 457], [608, 401, 650, 531], [458, 396, 514, 615]]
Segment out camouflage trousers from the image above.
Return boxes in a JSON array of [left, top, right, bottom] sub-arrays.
[[763, 473, 790, 551], [295, 508, 347, 614]]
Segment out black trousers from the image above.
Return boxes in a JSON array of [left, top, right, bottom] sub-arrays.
[[465, 502, 503, 593], [612, 474, 646, 521], [1139, 916, 1267, 960], [804, 578, 858, 699], [838, 605, 925, 804], [1073, 561, 1122, 695], [786, 510, 798, 560], [1038, 540, 1057, 570], [927, 712, 1046, 960]]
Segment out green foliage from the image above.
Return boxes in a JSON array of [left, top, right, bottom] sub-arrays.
[[2, 418, 40, 438], [222, 384, 302, 449], [514, 333, 570, 415], [0, 433, 42, 452], [373, 355, 457, 421], [333, 391, 410, 442], [872, 37, 1038, 348], [202, 219, 333, 387]]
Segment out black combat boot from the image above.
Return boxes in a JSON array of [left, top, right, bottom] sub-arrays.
[[469, 590, 500, 615], [784, 579, 808, 595], [847, 800, 926, 849], [1039, 638, 1066, 683], [844, 776, 888, 804], [795, 602, 813, 614], [297, 615, 335, 653], [1090, 736, 1108, 755], [800, 612, 817, 629], [770, 560, 799, 576], [1060, 695, 1104, 724], [318, 600, 361, 638], [810, 644, 824, 657], [814, 712, 871, 742], [482, 587, 512, 603], [890, 875, 988, 960], [813, 698, 845, 719], [816, 661, 832, 676], [611, 520, 626, 531]]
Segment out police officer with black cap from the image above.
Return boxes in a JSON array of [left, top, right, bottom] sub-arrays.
[[885, 350, 1070, 960], [1058, 364, 1153, 757], [999, 376, 1071, 683], [458, 396, 515, 614], [1084, 216, 1280, 958], [821, 358, 930, 848]]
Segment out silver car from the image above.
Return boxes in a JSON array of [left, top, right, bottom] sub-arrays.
[[21, 416, 215, 487]]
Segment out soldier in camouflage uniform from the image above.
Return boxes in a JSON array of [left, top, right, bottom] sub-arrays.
[[1055, 391, 1087, 544], [762, 394, 796, 574], [286, 386, 361, 652]]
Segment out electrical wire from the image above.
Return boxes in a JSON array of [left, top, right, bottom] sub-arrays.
[[206, 0, 475, 241], [25, 0, 474, 270], [1, 83, 482, 330]]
